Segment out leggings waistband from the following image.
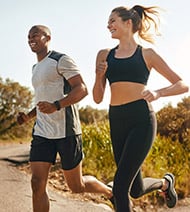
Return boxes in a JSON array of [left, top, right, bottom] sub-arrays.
[[109, 99, 154, 112]]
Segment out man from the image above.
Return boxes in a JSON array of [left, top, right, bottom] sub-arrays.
[[17, 25, 112, 212]]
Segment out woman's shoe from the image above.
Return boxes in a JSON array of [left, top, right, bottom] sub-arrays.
[[163, 173, 178, 208]]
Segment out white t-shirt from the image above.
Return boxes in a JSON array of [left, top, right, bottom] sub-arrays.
[[32, 51, 82, 139]]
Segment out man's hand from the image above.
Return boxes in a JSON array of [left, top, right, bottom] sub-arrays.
[[17, 112, 29, 125], [37, 101, 57, 114]]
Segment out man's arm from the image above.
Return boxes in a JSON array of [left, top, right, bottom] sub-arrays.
[[59, 74, 88, 107], [37, 74, 88, 114], [17, 107, 36, 125]]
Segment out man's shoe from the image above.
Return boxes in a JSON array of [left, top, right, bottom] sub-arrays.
[[107, 181, 115, 207], [163, 173, 178, 208]]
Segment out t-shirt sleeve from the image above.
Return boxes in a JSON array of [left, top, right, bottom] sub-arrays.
[[57, 54, 80, 80]]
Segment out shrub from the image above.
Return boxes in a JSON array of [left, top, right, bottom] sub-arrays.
[[82, 120, 115, 182]]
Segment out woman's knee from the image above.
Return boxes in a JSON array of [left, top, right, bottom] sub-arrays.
[[113, 181, 127, 198], [130, 190, 142, 199]]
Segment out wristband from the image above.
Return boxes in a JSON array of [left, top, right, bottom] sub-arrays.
[[54, 100, 61, 111]]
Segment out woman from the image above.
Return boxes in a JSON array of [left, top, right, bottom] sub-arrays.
[[93, 5, 189, 212]]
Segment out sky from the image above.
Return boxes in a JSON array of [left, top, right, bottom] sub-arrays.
[[1, 0, 190, 111]]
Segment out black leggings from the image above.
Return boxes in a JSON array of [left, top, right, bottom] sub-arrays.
[[109, 99, 163, 212]]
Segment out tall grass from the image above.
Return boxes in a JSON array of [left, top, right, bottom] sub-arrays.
[[81, 121, 190, 204], [82, 121, 115, 182]]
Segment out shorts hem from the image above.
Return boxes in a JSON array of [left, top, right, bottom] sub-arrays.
[[62, 155, 83, 170]]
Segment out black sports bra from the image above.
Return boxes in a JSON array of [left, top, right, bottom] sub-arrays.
[[106, 45, 150, 85]]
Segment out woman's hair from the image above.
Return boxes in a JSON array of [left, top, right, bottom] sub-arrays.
[[112, 5, 161, 43]]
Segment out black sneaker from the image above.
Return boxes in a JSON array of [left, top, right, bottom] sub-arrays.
[[163, 173, 178, 208], [107, 181, 115, 207]]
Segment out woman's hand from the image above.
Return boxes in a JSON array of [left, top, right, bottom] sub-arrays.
[[96, 61, 108, 78], [141, 89, 160, 102]]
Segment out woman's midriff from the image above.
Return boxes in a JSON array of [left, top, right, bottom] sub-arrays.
[[110, 82, 146, 106]]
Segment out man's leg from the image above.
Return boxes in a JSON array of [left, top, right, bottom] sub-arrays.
[[57, 135, 112, 198], [30, 162, 52, 212], [63, 162, 112, 198]]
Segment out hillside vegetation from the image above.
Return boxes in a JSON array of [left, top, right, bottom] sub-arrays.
[[1, 77, 190, 207]]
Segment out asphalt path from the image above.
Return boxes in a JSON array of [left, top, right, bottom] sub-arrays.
[[0, 143, 113, 212], [0, 143, 189, 212]]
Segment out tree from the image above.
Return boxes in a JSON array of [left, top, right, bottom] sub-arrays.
[[79, 105, 108, 124], [0, 77, 33, 137], [156, 96, 190, 148]]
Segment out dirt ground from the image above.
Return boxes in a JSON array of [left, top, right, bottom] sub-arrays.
[[18, 162, 114, 208], [17, 161, 190, 212], [1, 142, 190, 212], [0, 142, 112, 212]]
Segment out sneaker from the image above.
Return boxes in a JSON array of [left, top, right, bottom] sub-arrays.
[[107, 181, 115, 207], [163, 173, 178, 208]]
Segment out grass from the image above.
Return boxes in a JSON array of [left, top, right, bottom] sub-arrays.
[[81, 121, 190, 206]]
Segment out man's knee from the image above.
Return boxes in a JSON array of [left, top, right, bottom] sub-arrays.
[[31, 176, 47, 194]]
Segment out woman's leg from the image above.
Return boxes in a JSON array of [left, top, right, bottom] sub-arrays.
[[130, 170, 163, 198], [112, 119, 155, 212], [109, 100, 157, 212], [130, 170, 178, 208]]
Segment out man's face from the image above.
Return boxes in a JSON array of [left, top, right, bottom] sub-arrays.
[[28, 28, 49, 53]]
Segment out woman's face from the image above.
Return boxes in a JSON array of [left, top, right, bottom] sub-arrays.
[[107, 12, 129, 39]]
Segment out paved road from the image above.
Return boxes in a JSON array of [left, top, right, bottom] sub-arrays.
[[0, 143, 112, 212], [0, 143, 189, 212]]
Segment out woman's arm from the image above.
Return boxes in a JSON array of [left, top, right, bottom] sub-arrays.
[[93, 49, 110, 104], [142, 48, 189, 102]]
